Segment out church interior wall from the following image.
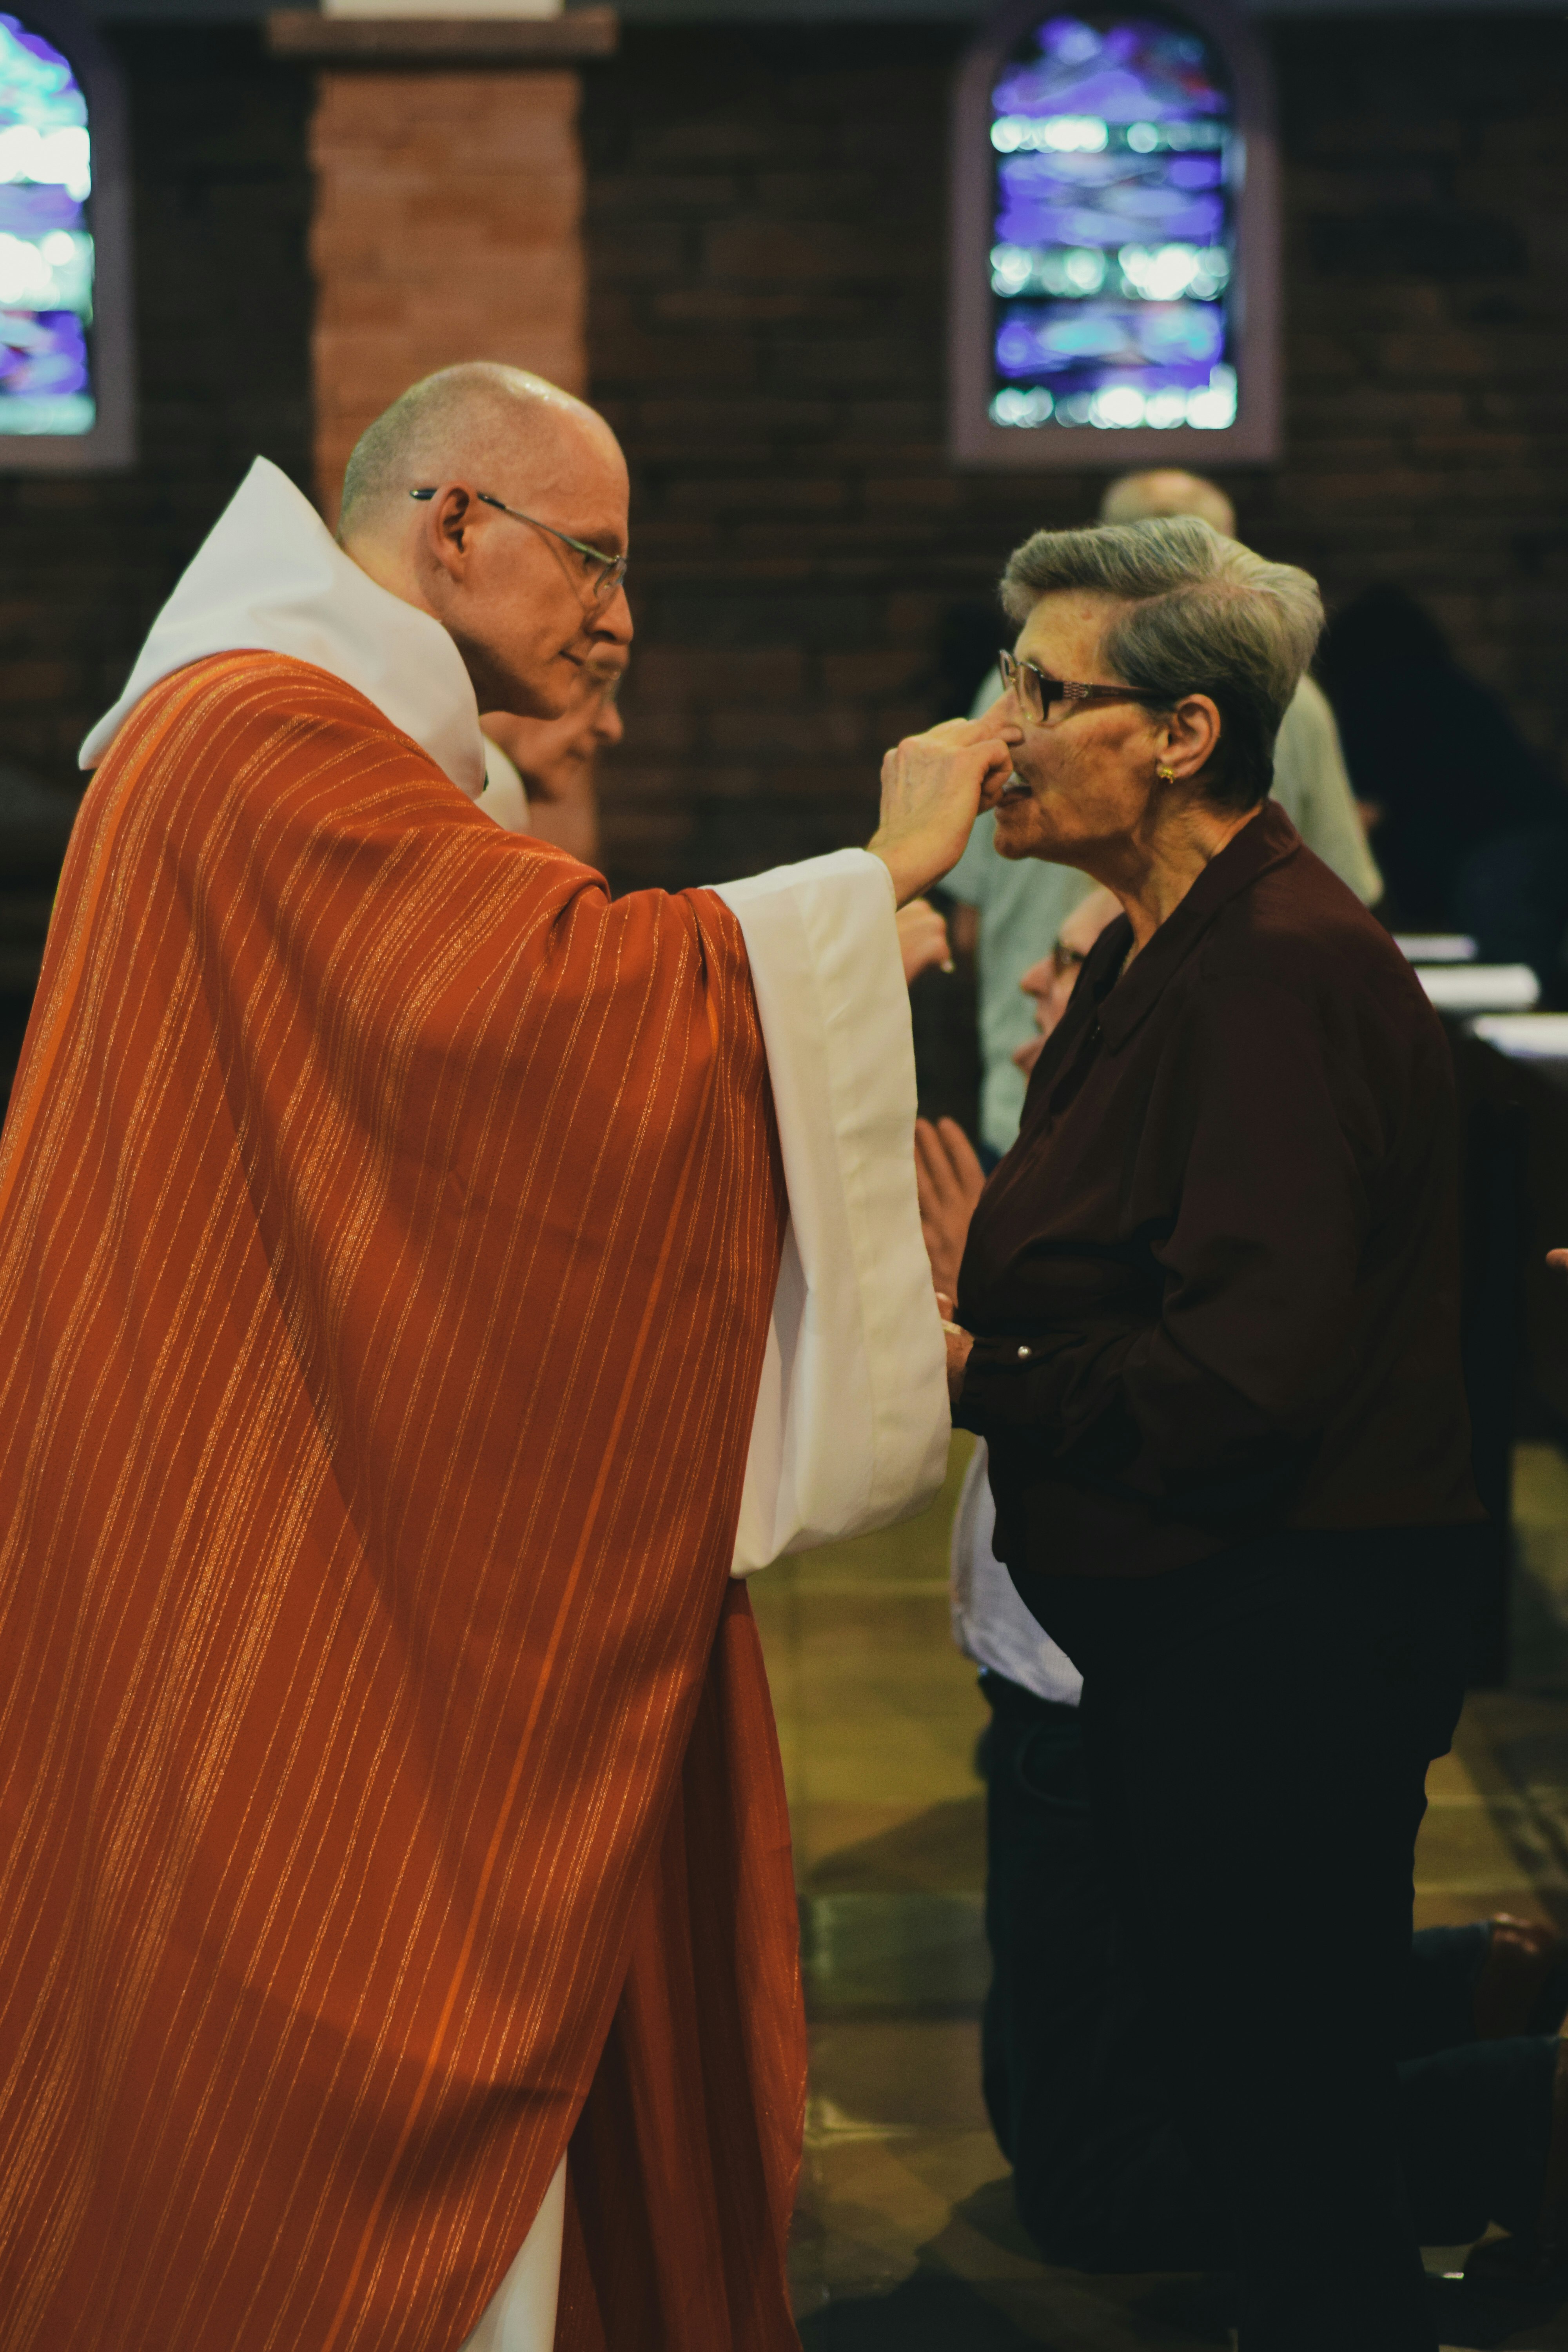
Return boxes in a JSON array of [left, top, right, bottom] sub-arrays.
[[583, 10, 1568, 893], [0, 25, 313, 787], [0, 9, 1562, 905]]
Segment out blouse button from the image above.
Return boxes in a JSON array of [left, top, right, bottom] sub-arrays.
[[1017, 1344, 1032, 1359]]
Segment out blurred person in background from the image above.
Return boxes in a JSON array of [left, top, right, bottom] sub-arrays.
[[947, 469, 1380, 1164], [917, 885, 1119, 1296], [1319, 584, 1568, 988], [1008, 884, 1122, 1083], [479, 648, 625, 861], [478, 568, 970, 1906], [481, 664, 959, 988]]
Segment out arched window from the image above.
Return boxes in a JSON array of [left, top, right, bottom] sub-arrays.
[[0, 0, 132, 469], [950, 2, 1278, 467]]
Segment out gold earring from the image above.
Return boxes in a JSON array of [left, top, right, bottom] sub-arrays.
[[1156, 764, 1175, 784]]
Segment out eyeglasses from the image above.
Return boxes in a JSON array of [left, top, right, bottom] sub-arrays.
[[999, 647, 1169, 726], [410, 487, 628, 604]]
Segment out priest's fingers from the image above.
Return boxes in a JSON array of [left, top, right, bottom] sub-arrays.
[[975, 752, 1019, 815], [913, 712, 1024, 750], [869, 728, 1020, 906], [1550, 1249, 1568, 1276]]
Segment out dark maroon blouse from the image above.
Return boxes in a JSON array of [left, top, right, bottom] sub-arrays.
[[955, 799, 1483, 1580]]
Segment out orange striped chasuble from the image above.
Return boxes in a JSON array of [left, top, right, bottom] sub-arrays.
[[0, 652, 804, 2351]]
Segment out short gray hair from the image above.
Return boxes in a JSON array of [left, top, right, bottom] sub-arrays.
[[1000, 516, 1324, 810]]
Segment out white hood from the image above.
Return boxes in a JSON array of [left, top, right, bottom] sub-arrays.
[[79, 457, 487, 797]]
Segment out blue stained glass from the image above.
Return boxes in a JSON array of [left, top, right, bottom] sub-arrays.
[[987, 12, 1238, 436], [0, 11, 94, 438]]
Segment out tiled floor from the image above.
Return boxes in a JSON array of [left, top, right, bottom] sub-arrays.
[[749, 1437, 1568, 2350]]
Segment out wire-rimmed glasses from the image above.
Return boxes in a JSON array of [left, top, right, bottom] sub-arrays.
[[409, 486, 628, 604]]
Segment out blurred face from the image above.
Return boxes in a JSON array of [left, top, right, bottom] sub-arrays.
[[481, 655, 625, 797], [1012, 886, 1122, 1075], [411, 410, 632, 721], [988, 591, 1168, 869], [1104, 470, 1235, 539]]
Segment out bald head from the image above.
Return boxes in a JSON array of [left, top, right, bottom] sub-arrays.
[[338, 362, 632, 722], [339, 362, 619, 545], [1099, 469, 1236, 540]]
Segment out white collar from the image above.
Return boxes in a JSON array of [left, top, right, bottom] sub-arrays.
[[79, 457, 487, 797]]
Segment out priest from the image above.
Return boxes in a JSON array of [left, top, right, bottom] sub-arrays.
[[0, 366, 1013, 2352]]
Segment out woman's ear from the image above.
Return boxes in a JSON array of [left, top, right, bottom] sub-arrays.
[[1160, 692, 1223, 782]]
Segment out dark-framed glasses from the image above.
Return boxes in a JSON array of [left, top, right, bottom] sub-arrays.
[[410, 487, 628, 604], [999, 646, 1169, 726]]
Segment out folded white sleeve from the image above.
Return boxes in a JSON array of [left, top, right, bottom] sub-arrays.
[[708, 848, 951, 1575]]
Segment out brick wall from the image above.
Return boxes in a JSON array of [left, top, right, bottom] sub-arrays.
[[0, 27, 313, 793], [0, 9, 1562, 905], [311, 67, 584, 517], [583, 13, 1568, 894]]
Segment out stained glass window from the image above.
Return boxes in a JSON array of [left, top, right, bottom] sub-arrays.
[[0, 9, 93, 437], [988, 13, 1233, 436], [951, 2, 1278, 466]]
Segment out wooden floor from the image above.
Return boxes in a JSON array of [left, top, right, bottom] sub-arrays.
[[749, 1437, 1568, 2351]]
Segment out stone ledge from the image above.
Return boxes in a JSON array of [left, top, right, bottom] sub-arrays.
[[267, 9, 617, 64]]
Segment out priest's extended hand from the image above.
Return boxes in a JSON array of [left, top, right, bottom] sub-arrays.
[[868, 717, 1020, 908]]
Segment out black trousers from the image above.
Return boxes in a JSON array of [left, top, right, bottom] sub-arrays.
[[1009, 1522, 1496, 2352], [981, 1677, 1559, 2274]]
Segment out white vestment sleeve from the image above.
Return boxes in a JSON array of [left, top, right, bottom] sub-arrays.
[[709, 848, 951, 1575], [457, 2157, 565, 2351]]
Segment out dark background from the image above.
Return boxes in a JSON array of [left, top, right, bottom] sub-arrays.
[[0, 10, 1564, 901]]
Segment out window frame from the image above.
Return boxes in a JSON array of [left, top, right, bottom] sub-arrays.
[[948, 0, 1280, 470], [0, 0, 134, 473]]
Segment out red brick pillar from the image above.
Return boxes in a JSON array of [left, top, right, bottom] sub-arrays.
[[267, 10, 616, 521]]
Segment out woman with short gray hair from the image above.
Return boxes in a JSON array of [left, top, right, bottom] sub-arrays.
[[945, 518, 1486, 2351]]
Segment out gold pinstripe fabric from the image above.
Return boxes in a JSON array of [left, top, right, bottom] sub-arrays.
[[0, 654, 802, 2351]]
